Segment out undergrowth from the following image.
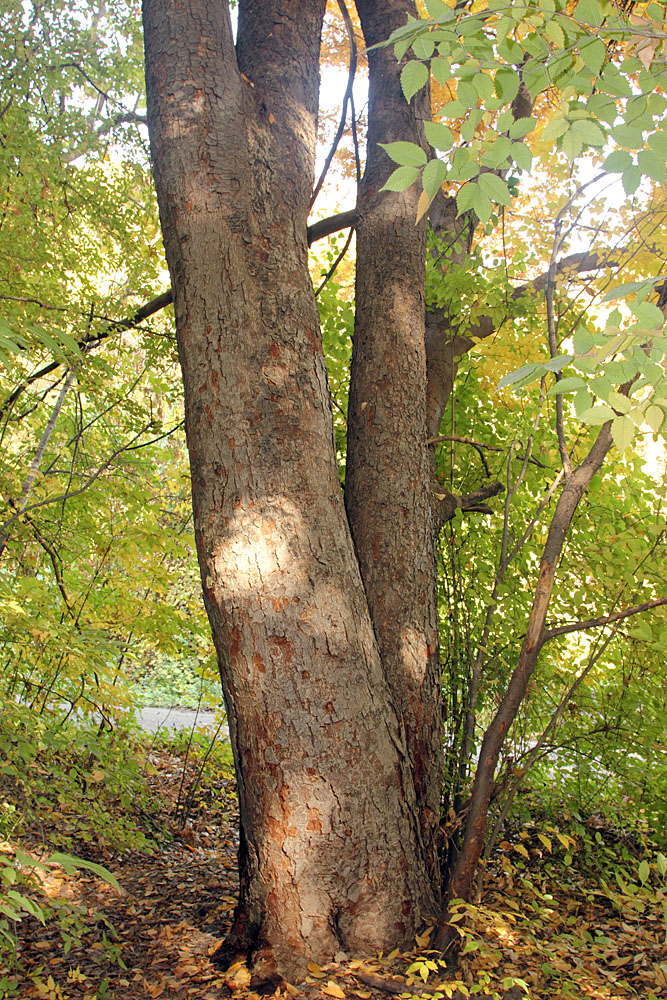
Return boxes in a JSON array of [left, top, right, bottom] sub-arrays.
[[0, 701, 233, 997]]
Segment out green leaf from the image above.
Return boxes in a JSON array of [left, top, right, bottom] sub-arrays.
[[607, 391, 631, 414], [481, 136, 513, 168], [48, 852, 120, 891], [629, 300, 665, 327], [543, 354, 570, 373], [495, 67, 520, 101], [379, 141, 427, 167], [579, 404, 615, 424], [456, 182, 478, 217], [622, 165, 643, 196], [440, 100, 468, 118], [602, 278, 664, 302], [472, 188, 493, 223], [648, 128, 667, 159], [571, 118, 606, 147], [477, 172, 512, 206], [547, 377, 587, 394], [422, 158, 448, 198], [611, 415, 635, 451], [580, 37, 607, 76], [645, 405, 665, 433], [457, 81, 478, 109], [613, 124, 645, 149], [543, 19, 565, 48], [509, 116, 537, 140], [575, 0, 604, 26], [600, 63, 633, 98], [501, 146, 524, 177], [497, 363, 540, 389], [401, 60, 429, 102], [574, 326, 595, 354], [380, 165, 421, 192], [574, 389, 593, 415], [541, 118, 569, 142], [431, 57, 452, 86], [424, 121, 455, 151], [425, 0, 453, 17], [657, 853, 667, 877], [412, 35, 435, 60], [473, 73, 494, 101], [603, 149, 633, 173], [637, 149, 667, 184], [561, 128, 584, 160]]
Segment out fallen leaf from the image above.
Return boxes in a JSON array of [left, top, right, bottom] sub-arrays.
[[322, 981, 345, 998]]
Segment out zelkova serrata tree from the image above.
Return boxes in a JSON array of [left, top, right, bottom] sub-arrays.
[[141, 0, 667, 979]]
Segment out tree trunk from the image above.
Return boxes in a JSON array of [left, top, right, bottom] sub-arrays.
[[143, 0, 438, 981], [346, 0, 443, 890]]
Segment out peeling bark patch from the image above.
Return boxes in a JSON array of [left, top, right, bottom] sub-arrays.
[[306, 326, 319, 352], [269, 634, 294, 666], [229, 626, 241, 659], [306, 808, 322, 832], [253, 652, 266, 674]]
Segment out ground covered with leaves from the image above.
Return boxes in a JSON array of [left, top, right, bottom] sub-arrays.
[[3, 725, 667, 1000]]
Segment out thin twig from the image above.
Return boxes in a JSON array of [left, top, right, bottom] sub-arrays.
[[315, 227, 355, 297], [310, 0, 358, 209]]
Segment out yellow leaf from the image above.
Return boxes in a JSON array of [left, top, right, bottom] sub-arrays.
[[416, 189, 431, 224], [308, 963, 324, 974], [90, 769, 106, 782], [538, 834, 552, 853], [514, 843, 529, 859], [415, 926, 434, 947], [322, 981, 346, 998], [284, 983, 299, 996]]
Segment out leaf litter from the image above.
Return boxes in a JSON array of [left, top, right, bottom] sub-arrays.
[[7, 743, 667, 1000]]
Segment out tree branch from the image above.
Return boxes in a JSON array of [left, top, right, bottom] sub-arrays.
[[307, 208, 356, 245], [427, 434, 547, 470], [434, 480, 504, 526], [424, 247, 623, 440], [542, 597, 667, 644], [1, 206, 355, 419], [0, 291, 173, 416]]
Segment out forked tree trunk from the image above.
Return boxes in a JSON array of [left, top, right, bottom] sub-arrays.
[[143, 0, 438, 981]]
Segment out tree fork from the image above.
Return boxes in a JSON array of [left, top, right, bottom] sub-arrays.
[[143, 0, 437, 980]]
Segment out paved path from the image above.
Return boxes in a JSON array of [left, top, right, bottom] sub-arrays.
[[134, 705, 223, 733]]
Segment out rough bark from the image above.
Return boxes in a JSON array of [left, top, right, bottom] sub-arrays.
[[143, 0, 437, 981], [346, 0, 443, 890]]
